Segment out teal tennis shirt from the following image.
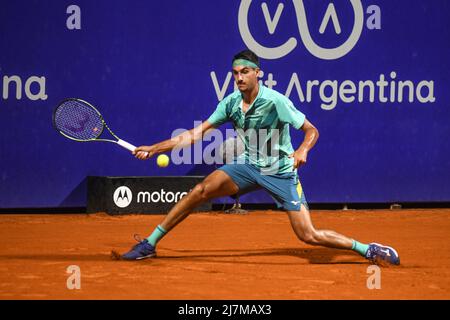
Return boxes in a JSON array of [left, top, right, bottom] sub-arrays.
[[207, 83, 306, 174]]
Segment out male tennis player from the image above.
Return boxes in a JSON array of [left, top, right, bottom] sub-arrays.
[[121, 49, 400, 266]]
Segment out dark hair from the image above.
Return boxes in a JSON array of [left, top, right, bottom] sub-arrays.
[[232, 49, 260, 68]]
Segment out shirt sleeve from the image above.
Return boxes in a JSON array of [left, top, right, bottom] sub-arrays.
[[275, 96, 306, 129], [207, 97, 230, 127]]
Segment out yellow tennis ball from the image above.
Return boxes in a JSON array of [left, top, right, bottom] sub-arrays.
[[157, 154, 170, 167]]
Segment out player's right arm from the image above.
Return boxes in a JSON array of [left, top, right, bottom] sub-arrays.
[[133, 120, 216, 160], [134, 95, 231, 160]]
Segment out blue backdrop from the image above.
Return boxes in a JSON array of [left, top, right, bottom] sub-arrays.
[[1, 0, 449, 208]]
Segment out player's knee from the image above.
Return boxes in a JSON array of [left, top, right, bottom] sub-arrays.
[[191, 183, 205, 199], [299, 230, 320, 245], [191, 183, 213, 201]]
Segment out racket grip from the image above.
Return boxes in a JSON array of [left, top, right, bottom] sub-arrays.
[[117, 139, 149, 157]]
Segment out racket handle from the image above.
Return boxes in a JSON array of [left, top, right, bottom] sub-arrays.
[[117, 139, 149, 157]]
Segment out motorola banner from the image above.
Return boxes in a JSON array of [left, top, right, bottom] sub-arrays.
[[87, 176, 211, 214]]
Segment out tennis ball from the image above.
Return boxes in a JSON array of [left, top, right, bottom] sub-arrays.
[[157, 154, 170, 167]]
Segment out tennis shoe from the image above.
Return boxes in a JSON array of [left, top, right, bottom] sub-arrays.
[[121, 234, 156, 260], [365, 242, 400, 266]]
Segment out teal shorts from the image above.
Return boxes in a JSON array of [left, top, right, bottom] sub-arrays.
[[218, 163, 308, 211]]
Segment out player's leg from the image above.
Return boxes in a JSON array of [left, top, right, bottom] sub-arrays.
[[120, 164, 257, 260], [119, 170, 239, 260], [259, 172, 354, 248], [258, 172, 400, 265], [287, 205, 400, 265], [159, 169, 239, 232], [158, 163, 258, 233], [286, 205, 353, 249]]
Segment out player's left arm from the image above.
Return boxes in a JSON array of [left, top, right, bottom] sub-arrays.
[[289, 118, 319, 169]]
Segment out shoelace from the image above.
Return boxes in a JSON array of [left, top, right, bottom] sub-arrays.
[[130, 234, 147, 250], [134, 234, 144, 243], [366, 246, 375, 259]]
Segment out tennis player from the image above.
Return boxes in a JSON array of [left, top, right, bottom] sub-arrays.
[[121, 49, 400, 266]]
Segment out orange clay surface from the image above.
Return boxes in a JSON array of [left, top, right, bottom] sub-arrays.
[[0, 209, 449, 300]]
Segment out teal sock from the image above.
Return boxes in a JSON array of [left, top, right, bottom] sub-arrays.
[[147, 225, 167, 247], [352, 240, 369, 257]]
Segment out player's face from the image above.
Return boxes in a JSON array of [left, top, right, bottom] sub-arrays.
[[233, 66, 259, 92]]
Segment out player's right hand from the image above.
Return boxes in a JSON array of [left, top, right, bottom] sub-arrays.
[[133, 145, 156, 160]]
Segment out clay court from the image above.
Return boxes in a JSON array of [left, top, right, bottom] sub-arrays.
[[0, 208, 449, 300]]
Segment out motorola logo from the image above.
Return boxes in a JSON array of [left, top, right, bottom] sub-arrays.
[[113, 186, 133, 208]]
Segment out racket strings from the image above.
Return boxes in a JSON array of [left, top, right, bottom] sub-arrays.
[[54, 100, 104, 141]]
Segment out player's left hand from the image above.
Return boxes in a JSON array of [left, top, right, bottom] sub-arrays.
[[289, 148, 308, 170]]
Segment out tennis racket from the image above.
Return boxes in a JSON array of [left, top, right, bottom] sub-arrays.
[[52, 98, 148, 156]]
